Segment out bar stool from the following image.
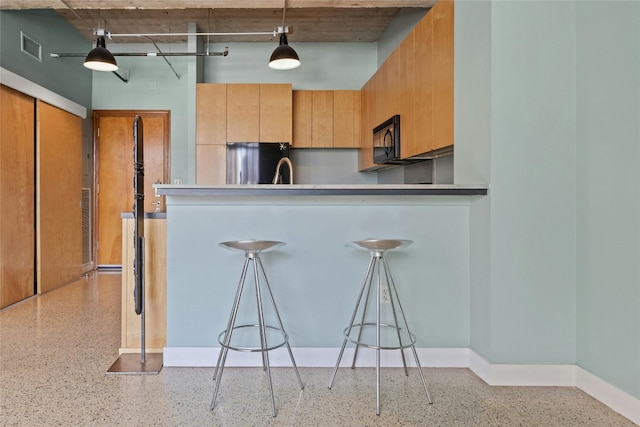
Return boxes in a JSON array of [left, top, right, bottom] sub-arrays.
[[210, 240, 304, 417], [328, 239, 432, 415]]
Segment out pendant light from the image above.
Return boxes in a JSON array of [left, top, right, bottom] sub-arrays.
[[269, 32, 300, 70], [84, 35, 118, 72], [269, 2, 300, 70]]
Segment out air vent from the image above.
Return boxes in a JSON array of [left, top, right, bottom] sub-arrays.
[[21, 31, 42, 62]]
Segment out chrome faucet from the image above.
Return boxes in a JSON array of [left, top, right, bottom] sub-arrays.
[[272, 157, 294, 184]]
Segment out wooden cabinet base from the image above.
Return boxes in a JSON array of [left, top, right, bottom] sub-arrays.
[[121, 217, 166, 352]]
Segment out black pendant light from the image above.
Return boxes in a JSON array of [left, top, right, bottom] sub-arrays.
[[269, 2, 300, 70], [269, 33, 300, 70], [84, 35, 118, 72]]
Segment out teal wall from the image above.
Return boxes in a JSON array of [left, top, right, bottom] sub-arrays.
[[0, 10, 91, 109], [459, 0, 640, 399], [489, 0, 578, 364], [575, 1, 640, 399]]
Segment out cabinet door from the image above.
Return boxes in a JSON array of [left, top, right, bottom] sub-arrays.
[[196, 144, 226, 184], [196, 84, 226, 145], [385, 48, 402, 122], [398, 28, 418, 159], [432, 0, 454, 151], [292, 90, 312, 147], [227, 84, 259, 142], [311, 90, 334, 148], [259, 84, 292, 143], [358, 78, 377, 171], [333, 91, 357, 148], [414, 12, 434, 156]]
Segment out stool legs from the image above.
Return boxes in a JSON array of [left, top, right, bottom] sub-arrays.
[[210, 252, 304, 417], [328, 251, 432, 415]]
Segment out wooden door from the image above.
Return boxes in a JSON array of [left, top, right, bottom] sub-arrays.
[[37, 101, 83, 293], [0, 85, 35, 309], [95, 111, 169, 267]]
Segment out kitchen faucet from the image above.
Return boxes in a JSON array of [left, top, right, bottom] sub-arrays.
[[272, 157, 293, 184]]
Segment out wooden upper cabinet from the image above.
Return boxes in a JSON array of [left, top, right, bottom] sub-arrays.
[[334, 91, 360, 148], [259, 83, 292, 143], [227, 84, 260, 142], [384, 48, 402, 123], [413, 12, 434, 157], [311, 91, 334, 148], [293, 90, 361, 149], [292, 90, 312, 147], [196, 84, 226, 145], [373, 61, 386, 127], [432, 0, 454, 152], [361, 0, 453, 160], [358, 77, 377, 171]]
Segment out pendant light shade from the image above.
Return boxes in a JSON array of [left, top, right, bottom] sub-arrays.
[[269, 33, 300, 70], [84, 36, 118, 72]]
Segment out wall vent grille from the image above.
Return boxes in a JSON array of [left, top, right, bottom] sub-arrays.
[[20, 31, 42, 62], [81, 188, 92, 265]]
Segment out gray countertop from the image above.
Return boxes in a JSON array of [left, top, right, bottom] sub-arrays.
[[154, 184, 488, 197]]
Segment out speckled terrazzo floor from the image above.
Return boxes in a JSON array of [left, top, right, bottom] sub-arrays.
[[0, 271, 635, 427]]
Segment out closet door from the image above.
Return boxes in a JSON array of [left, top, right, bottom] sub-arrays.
[[0, 85, 35, 309], [37, 100, 83, 293]]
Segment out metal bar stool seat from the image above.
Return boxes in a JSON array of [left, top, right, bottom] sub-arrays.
[[328, 239, 432, 415], [210, 240, 304, 417]]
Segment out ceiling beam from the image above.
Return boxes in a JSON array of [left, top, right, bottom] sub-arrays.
[[2, 0, 435, 10]]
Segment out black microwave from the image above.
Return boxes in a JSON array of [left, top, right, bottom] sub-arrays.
[[373, 115, 401, 164]]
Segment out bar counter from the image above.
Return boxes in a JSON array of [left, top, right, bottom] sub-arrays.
[[155, 183, 487, 367]]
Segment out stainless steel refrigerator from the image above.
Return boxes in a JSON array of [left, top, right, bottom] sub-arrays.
[[226, 142, 290, 184]]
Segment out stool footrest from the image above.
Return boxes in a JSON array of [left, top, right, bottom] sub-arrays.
[[218, 324, 289, 353], [343, 322, 417, 350]]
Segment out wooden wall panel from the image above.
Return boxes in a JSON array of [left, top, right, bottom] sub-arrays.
[[37, 100, 83, 293], [0, 85, 35, 309]]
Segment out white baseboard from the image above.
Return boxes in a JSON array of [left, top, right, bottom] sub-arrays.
[[163, 346, 640, 425], [467, 350, 639, 425], [575, 366, 640, 426], [468, 350, 576, 386]]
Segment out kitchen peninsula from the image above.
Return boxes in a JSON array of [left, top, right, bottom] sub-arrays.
[[155, 184, 487, 367]]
